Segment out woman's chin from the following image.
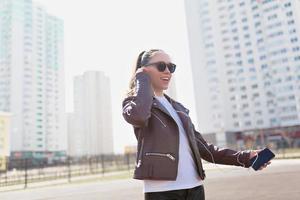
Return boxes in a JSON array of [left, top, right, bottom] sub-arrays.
[[162, 86, 169, 90]]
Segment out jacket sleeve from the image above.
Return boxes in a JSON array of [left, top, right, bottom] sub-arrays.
[[193, 126, 252, 168], [122, 72, 154, 127]]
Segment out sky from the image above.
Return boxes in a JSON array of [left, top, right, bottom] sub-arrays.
[[37, 0, 198, 153]]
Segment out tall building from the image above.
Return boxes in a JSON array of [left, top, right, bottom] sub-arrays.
[[0, 0, 66, 159], [0, 112, 11, 171], [68, 71, 113, 157], [185, 0, 300, 146], [67, 112, 84, 157]]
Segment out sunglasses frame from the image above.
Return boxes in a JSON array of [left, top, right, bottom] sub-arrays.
[[144, 62, 176, 73]]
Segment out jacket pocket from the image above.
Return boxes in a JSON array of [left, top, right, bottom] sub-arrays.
[[145, 152, 176, 161], [151, 112, 167, 128]]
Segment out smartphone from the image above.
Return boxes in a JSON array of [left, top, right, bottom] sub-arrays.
[[249, 148, 275, 171]]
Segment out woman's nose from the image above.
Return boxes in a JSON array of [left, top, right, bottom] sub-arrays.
[[163, 66, 171, 74]]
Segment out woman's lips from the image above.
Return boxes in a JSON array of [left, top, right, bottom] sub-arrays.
[[160, 77, 170, 84], [160, 77, 170, 81]]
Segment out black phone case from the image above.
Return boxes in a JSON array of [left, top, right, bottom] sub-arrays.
[[249, 148, 275, 170]]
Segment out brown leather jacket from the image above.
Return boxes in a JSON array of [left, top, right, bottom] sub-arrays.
[[122, 72, 252, 180]]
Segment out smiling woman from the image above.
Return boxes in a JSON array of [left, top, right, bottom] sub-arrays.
[[122, 49, 271, 200]]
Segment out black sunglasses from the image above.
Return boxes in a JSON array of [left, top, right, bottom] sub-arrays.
[[144, 62, 176, 73]]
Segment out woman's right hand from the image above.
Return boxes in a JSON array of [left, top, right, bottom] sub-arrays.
[[135, 66, 149, 75]]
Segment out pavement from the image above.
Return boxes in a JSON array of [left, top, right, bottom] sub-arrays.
[[0, 159, 299, 200]]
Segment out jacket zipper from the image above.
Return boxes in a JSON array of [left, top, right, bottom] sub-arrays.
[[195, 136, 216, 164], [145, 152, 176, 161], [136, 139, 144, 168], [151, 112, 167, 127]]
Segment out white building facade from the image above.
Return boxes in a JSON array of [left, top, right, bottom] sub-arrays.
[[0, 0, 66, 159], [68, 71, 113, 157], [185, 0, 300, 146], [0, 112, 11, 170]]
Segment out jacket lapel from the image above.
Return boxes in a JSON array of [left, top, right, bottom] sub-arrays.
[[152, 97, 172, 118], [152, 94, 191, 133], [165, 95, 191, 134]]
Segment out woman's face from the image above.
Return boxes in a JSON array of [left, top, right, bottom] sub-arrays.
[[143, 52, 173, 94]]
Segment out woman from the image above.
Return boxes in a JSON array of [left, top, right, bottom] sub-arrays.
[[122, 49, 270, 200]]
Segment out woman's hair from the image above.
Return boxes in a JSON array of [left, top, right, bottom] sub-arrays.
[[126, 49, 163, 97]]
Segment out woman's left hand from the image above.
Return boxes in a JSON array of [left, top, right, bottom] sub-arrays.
[[249, 150, 271, 170]]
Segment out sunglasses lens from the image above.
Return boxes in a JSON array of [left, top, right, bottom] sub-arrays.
[[151, 62, 176, 73], [168, 64, 176, 73], [157, 62, 167, 72]]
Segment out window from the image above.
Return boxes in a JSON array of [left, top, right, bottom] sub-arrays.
[[286, 11, 293, 17], [252, 5, 258, 10], [289, 29, 296, 34], [292, 46, 300, 52], [260, 55, 266, 60], [243, 26, 249, 31], [257, 120, 263, 125], [284, 2, 291, 7], [255, 110, 262, 115], [288, 95, 295, 100], [267, 14, 277, 20], [254, 21, 261, 27], [291, 38, 298, 43], [288, 20, 294, 25], [294, 56, 300, 61], [252, 93, 259, 99], [244, 121, 251, 126], [244, 112, 250, 117], [269, 109, 275, 114], [242, 103, 249, 109], [234, 122, 240, 127]]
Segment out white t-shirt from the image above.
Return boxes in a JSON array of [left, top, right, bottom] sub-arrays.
[[143, 96, 202, 193]]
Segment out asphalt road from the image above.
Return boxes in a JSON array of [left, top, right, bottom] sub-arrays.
[[0, 159, 299, 200]]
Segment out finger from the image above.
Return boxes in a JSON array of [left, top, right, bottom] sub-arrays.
[[142, 66, 150, 72], [250, 151, 258, 159], [259, 166, 266, 170], [259, 163, 268, 170], [136, 67, 149, 75], [262, 163, 268, 169], [135, 68, 144, 74]]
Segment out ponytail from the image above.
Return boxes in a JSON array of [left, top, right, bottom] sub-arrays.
[[136, 51, 146, 71]]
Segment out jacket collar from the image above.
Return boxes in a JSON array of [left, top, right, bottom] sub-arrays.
[[152, 96, 171, 117], [152, 93, 189, 117]]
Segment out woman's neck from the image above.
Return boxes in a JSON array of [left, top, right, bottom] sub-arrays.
[[154, 90, 164, 97]]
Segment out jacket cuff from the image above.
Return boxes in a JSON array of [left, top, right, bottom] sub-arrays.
[[135, 71, 150, 82], [135, 72, 154, 97], [237, 150, 252, 168]]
